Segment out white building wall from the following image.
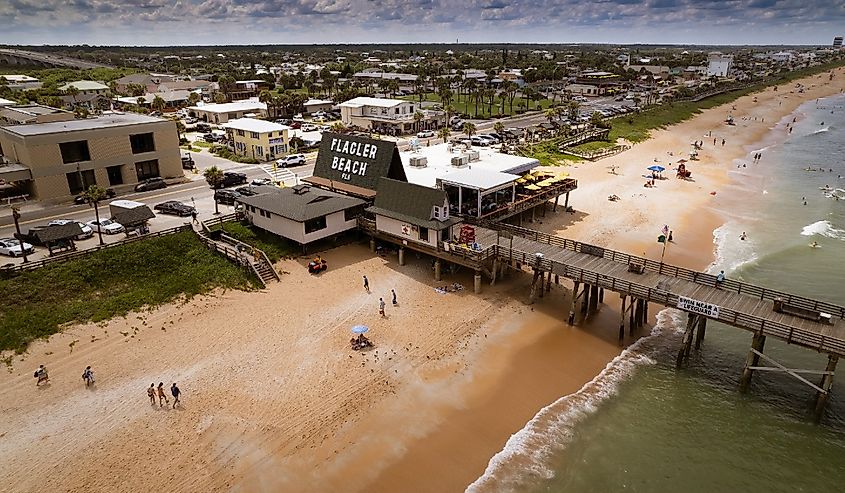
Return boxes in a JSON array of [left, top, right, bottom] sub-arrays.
[[303, 210, 356, 243], [375, 215, 440, 248], [245, 209, 305, 243], [707, 57, 733, 77]]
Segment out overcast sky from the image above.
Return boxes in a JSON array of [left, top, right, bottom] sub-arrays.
[[2, 0, 843, 46]]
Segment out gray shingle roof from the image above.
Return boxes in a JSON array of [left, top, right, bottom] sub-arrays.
[[312, 132, 407, 194], [367, 178, 460, 231], [32, 223, 83, 243], [113, 206, 155, 226], [237, 184, 366, 222]]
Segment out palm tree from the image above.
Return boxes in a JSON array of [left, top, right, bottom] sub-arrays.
[[567, 100, 581, 121], [213, 92, 227, 104], [413, 110, 424, 133], [65, 85, 79, 108], [81, 185, 108, 245], [463, 122, 476, 140], [174, 119, 186, 142], [259, 89, 274, 119], [438, 127, 451, 143], [151, 95, 166, 113], [330, 121, 346, 133], [203, 166, 225, 215], [387, 80, 400, 98], [544, 108, 557, 125], [493, 121, 505, 136]]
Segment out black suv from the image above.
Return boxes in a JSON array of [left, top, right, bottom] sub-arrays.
[[221, 171, 248, 188], [214, 189, 241, 205], [135, 177, 167, 192], [195, 123, 211, 133]]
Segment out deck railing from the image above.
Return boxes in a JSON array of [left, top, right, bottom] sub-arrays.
[[488, 222, 845, 320]]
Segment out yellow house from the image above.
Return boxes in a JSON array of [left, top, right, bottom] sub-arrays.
[[222, 118, 291, 162]]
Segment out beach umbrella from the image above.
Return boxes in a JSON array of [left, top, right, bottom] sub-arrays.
[[351, 325, 369, 335], [647, 165, 666, 172]]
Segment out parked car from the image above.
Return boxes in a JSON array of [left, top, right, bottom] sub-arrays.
[[154, 200, 195, 217], [48, 219, 93, 239], [276, 154, 306, 167], [451, 121, 465, 131], [289, 121, 301, 129], [86, 219, 124, 235], [417, 130, 435, 138], [135, 177, 167, 192], [214, 189, 241, 205], [312, 111, 327, 118], [195, 123, 211, 133], [301, 123, 317, 132], [0, 237, 34, 257], [235, 186, 258, 197], [221, 171, 248, 188], [73, 187, 116, 205], [470, 136, 491, 146], [202, 133, 216, 143], [478, 133, 501, 144], [185, 117, 198, 124], [251, 177, 273, 186]]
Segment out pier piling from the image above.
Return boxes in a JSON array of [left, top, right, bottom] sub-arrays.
[[814, 355, 838, 422], [676, 314, 697, 369], [474, 271, 482, 294], [619, 295, 627, 342], [695, 317, 707, 349], [398, 247, 405, 266], [739, 332, 767, 392], [568, 281, 580, 325], [434, 259, 441, 281]]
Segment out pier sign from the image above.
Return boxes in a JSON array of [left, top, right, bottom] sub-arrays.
[[677, 296, 720, 318]]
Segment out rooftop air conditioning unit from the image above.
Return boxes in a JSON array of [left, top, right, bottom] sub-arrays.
[[451, 155, 468, 167], [409, 156, 428, 168], [467, 150, 480, 162]]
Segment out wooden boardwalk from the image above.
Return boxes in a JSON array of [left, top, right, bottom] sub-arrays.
[[473, 224, 845, 357]]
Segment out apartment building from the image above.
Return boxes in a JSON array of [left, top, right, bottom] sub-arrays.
[[337, 96, 443, 135], [222, 118, 290, 162], [0, 112, 181, 201]]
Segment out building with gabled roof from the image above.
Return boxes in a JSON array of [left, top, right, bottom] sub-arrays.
[[367, 178, 461, 249], [237, 184, 366, 250], [59, 80, 109, 95]]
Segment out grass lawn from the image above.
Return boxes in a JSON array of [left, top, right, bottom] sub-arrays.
[[520, 139, 581, 166], [210, 221, 299, 262], [398, 92, 553, 119], [0, 231, 256, 353], [193, 141, 213, 148]]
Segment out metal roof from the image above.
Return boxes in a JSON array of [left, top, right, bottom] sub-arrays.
[[337, 97, 406, 108], [368, 178, 459, 230], [223, 118, 290, 133]]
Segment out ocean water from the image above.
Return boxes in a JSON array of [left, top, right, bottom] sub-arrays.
[[470, 95, 845, 492]]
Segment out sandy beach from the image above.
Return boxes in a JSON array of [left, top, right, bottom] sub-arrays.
[[2, 68, 845, 493]]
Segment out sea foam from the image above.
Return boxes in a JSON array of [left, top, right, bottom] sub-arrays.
[[800, 220, 845, 239], [465, 309, 685, 493]]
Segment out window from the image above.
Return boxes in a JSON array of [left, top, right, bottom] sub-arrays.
[[129, 133, 156, 154], [255, 146, 263, 156], [433, 206, 440, 219], [135, 159, 160, 180], [250, 132, 259, 139], [107, 165, 123, 185], [65, 170, 93, 194], [237, 129, 245, 137], [419, 226, 429, 242], [304, 216, 327, 234], [59, 141, 91, 164]]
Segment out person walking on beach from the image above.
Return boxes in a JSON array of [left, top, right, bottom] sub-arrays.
[[363, 275, 370, 293], [391, 289, 397, 306], [721, 138, 726, 146], [157, 382, 169, 408], [379, 298, 386, 317], [147, 383, 156, 405], [34, 365, 49, 386], [713, 137, 717, 145], [171, 383, 181, 409], [82, 366, 95, 387]]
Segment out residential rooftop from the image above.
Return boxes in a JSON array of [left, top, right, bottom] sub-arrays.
[[237, 184, 365, 222], [1, 112, 170, 137], [222, 117, 290, 133], [187, 99, 267, 114], [338, 97, 407, 109], [59, 80, 109, 91]]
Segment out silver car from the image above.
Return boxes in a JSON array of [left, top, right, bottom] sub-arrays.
[[0, 237, 34, 257], [87, 219, 125, 235]]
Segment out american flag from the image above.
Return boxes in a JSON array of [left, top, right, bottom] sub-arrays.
[[661, 224, 669, 236]]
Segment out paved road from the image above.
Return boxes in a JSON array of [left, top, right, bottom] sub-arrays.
[[0, 48, 112, 69]]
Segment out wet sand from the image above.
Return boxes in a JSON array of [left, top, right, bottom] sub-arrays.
[[2, 69, 845, 493]]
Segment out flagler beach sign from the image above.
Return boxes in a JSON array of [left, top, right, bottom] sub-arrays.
[[677, 296, 720, 318], [328, 137, 379, 181]]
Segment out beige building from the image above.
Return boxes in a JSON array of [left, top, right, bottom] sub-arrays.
[[187, 99, 267, 124], [0, 112, 182, 201], [222, 118, 290, 162], [337, 97, 443, 135]]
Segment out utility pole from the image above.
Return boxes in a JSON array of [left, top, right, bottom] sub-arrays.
[[11, 205, 28, 263]]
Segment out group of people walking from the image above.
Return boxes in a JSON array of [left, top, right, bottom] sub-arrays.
[[363, 276, 398, 317], [148, 382, 181, 409], [34, 364, 95, 387]]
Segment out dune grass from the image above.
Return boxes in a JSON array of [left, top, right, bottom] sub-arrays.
[[210, 221, 299, 262], [0, 231, 256, 353]]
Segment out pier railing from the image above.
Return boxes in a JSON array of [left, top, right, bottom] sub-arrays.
[[497, 245, 845, 356], [488, 222, 845, 320]]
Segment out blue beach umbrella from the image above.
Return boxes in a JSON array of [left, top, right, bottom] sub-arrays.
[[647, 165, 666, 172], [351, 325, 369, 335]]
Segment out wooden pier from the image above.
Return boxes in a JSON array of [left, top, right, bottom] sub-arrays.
[[361, 216, 845, 420]]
